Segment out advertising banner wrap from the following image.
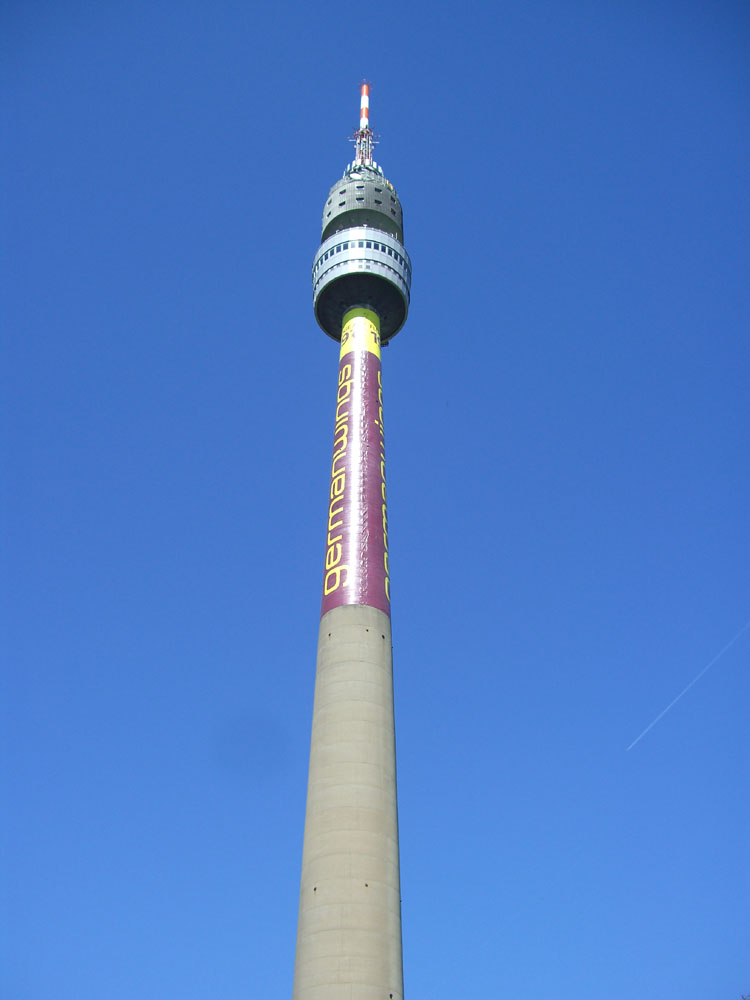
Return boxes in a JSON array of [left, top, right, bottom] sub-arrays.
[[320, 308, 390, 618]]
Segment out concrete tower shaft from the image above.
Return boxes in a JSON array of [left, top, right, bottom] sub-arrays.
[[293, 601, 401, 1000], [294, 86, 410, 1000]]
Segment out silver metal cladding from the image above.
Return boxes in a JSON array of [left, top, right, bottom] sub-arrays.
[[312, 227, 411, 343]]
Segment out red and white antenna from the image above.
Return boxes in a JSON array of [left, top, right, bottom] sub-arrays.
[[353, 81, 376, 167], [359, 82, 370, 131]]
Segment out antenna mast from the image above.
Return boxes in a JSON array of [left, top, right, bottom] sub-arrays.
[[353, 81, 375, 167]]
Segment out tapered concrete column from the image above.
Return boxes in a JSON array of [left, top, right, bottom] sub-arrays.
[[293, 309, 403, 1000], [293, 605, 403, 1000]]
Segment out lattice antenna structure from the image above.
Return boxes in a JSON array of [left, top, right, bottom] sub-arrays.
[[352, 80, 376, 167]]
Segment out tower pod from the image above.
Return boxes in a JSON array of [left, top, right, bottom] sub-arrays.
[[312, 162, 411, 343]]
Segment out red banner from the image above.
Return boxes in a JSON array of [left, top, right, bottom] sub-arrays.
[[320, 309, 390, 617]]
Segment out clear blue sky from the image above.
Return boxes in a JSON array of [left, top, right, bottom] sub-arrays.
[[2, 2, 749, 997]]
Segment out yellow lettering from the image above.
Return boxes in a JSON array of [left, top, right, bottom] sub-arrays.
[[325, 543, 342, 570], [328, 494, 344, 532], [332, 421, 348, 458], [324, 564, 348, 595], [331, 471, 346, 498]]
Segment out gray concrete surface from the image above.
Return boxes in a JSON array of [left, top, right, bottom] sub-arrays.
[[292, 603, 403, 1000]]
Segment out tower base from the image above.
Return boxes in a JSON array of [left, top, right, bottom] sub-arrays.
[[293, 604, 404, 1000]]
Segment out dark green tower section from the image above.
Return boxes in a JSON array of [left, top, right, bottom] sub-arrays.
[[321, 165, 404, 243]]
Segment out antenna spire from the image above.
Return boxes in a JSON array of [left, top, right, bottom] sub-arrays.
[[353, 81, 375, 167]]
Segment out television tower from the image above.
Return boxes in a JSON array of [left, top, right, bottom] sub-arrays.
[[292, 83, 412, 1000]]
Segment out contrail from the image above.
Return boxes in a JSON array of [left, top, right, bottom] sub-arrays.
[[626, 617, 750, 751]]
